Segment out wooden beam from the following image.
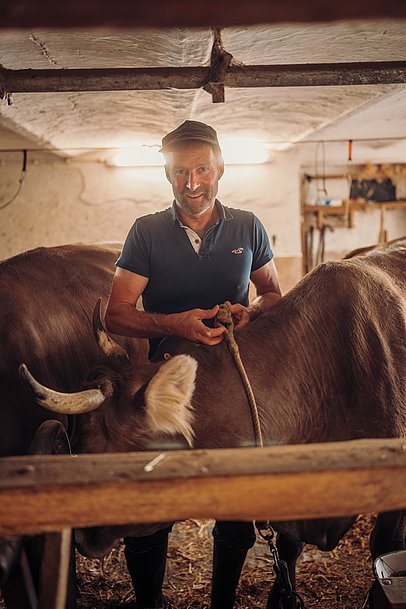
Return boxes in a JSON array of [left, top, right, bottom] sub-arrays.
[[1, 62, 405, 95], [1, 0, 405, 29], [0, 438, 405, 536]]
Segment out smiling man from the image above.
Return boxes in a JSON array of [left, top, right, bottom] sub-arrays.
[[105, 120, 282, 609], [106, 120, 281, 359]]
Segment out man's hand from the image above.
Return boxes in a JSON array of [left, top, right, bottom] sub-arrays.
[[171, 305, 226, 345], [224, 300, 250, 330]]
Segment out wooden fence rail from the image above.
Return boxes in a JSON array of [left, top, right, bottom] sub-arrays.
[[1, 438, 406, 536]]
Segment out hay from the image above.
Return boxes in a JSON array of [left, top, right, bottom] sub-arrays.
[[73, 514, 376, 609], [0, 514, 376, 608]]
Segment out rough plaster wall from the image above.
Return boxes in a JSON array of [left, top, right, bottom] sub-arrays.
[[0, 149, 301, 256], [218, 149, 302, 256], [1, 24, 405, 157], [2, 150, 405, 292]]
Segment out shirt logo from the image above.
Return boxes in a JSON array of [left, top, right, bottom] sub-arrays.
[[231, 247, 244, 255]]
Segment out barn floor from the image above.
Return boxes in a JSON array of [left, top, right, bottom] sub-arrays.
[[0, 514, 375, 608], [73, 514, 376, 609]]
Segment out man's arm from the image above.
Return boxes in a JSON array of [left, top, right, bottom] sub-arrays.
[[225, 259, 282, 329], [105, 267, 225, 345], [246, 258, 282, 319]]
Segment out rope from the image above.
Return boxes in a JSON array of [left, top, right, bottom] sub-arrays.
[[215, 303, 263, 447], [215, 304, 310, 609]]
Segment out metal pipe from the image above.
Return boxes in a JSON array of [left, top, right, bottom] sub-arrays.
[[1, 61, 405, 94]]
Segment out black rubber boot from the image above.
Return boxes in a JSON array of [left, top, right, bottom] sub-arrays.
[[210, 539, 248, 609], [124, 534, 169, 609]]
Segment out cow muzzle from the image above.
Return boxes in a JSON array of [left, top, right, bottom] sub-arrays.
[[19, 363, 106, 414]]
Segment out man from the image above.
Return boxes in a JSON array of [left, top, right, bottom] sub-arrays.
[[106, 120, 281, 609]]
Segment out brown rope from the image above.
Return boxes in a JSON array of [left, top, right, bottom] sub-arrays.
[[215, 304, 263, 447]]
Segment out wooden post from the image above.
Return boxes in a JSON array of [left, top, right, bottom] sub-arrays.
[[38, 530, 72, 609], [379, 205, 388, 243]]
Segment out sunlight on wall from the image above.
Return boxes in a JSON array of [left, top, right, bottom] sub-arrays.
[[107, 138, 271, 167]]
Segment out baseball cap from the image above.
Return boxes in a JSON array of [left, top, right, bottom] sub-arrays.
[[160, 120, 221, 152]]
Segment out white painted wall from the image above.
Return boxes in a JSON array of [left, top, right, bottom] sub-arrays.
[[1, 149, 405, 291], [0, 148, 302, 260]]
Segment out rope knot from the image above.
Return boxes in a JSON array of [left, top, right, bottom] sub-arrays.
[[215, 303, 234, 330]]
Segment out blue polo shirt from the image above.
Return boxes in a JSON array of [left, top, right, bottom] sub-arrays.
[[116, 200, 273, 352]]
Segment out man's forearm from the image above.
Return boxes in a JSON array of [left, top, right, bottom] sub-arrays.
[[105, 303, 226, 346], [105, 304, 176, 339]]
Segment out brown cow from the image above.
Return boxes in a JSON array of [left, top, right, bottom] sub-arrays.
[[22, 240, 406, 609], [0, 242, 147, 457], [0, 243, 147, 609]]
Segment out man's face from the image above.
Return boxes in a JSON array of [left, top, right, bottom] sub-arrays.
[[165, 141, 224, 218]]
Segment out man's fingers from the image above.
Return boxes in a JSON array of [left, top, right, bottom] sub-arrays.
[[206, 325, 226, 338], [199, 333, 225, 346], [195, 324, 225, 346], [199, 305, 219, 319]]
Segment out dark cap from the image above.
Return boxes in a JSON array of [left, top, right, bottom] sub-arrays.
[[160, 120, 221, 153]]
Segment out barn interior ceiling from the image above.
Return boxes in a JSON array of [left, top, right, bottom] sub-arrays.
[[0, 20, 405, 165]]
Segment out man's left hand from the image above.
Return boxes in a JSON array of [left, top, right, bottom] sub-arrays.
[[224, 300, 250, 330]]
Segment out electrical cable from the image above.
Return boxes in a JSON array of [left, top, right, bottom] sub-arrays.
[[0, 150, 27, 210]]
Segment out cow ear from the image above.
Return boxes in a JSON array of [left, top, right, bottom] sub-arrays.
[[144, 355, 197, 447]]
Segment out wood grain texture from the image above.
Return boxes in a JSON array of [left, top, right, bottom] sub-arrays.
[[38, 530, 72, 609], [1, 439, 405, 535]]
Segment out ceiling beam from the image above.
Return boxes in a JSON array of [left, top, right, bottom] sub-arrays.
[[1, 0, 405, 28], [1, 62, 405, 96]]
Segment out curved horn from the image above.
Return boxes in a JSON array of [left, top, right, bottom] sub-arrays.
[[93, 298, 129, 359], [19, 364, 105, 414]]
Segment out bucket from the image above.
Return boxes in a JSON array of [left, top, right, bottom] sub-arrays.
[[370, 551, 406, 609]]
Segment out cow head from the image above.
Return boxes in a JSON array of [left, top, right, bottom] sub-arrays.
[[19, 301, 198, 452]]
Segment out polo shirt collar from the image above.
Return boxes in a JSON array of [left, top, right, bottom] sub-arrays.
[[169, 199, 233, 225]]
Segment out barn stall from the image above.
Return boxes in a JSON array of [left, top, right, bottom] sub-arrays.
[[1, 2, 406, 608]]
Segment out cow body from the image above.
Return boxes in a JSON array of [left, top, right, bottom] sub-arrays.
[[73, 241, 405, 455], [21, 240, 406, 607], [0, 243, 147, 457]]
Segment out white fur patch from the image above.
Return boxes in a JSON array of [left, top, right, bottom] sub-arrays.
[[144, 355, 197, 446]]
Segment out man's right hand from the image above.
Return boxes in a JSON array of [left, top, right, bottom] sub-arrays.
[[170, 305, 226, 346]]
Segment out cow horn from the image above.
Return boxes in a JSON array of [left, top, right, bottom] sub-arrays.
[[93, 298, 129, 360], [19, 364, 106, 414]]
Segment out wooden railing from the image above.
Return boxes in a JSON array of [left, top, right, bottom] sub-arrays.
[[1, 438, 406, 609], [1, 438, 406, 536]]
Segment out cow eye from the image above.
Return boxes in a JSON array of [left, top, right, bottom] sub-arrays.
[[87, 370, 106, 383]]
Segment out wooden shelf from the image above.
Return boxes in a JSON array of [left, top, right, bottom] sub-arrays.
[[303, 199, 406, 229], [303, 201, 350, 229]]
